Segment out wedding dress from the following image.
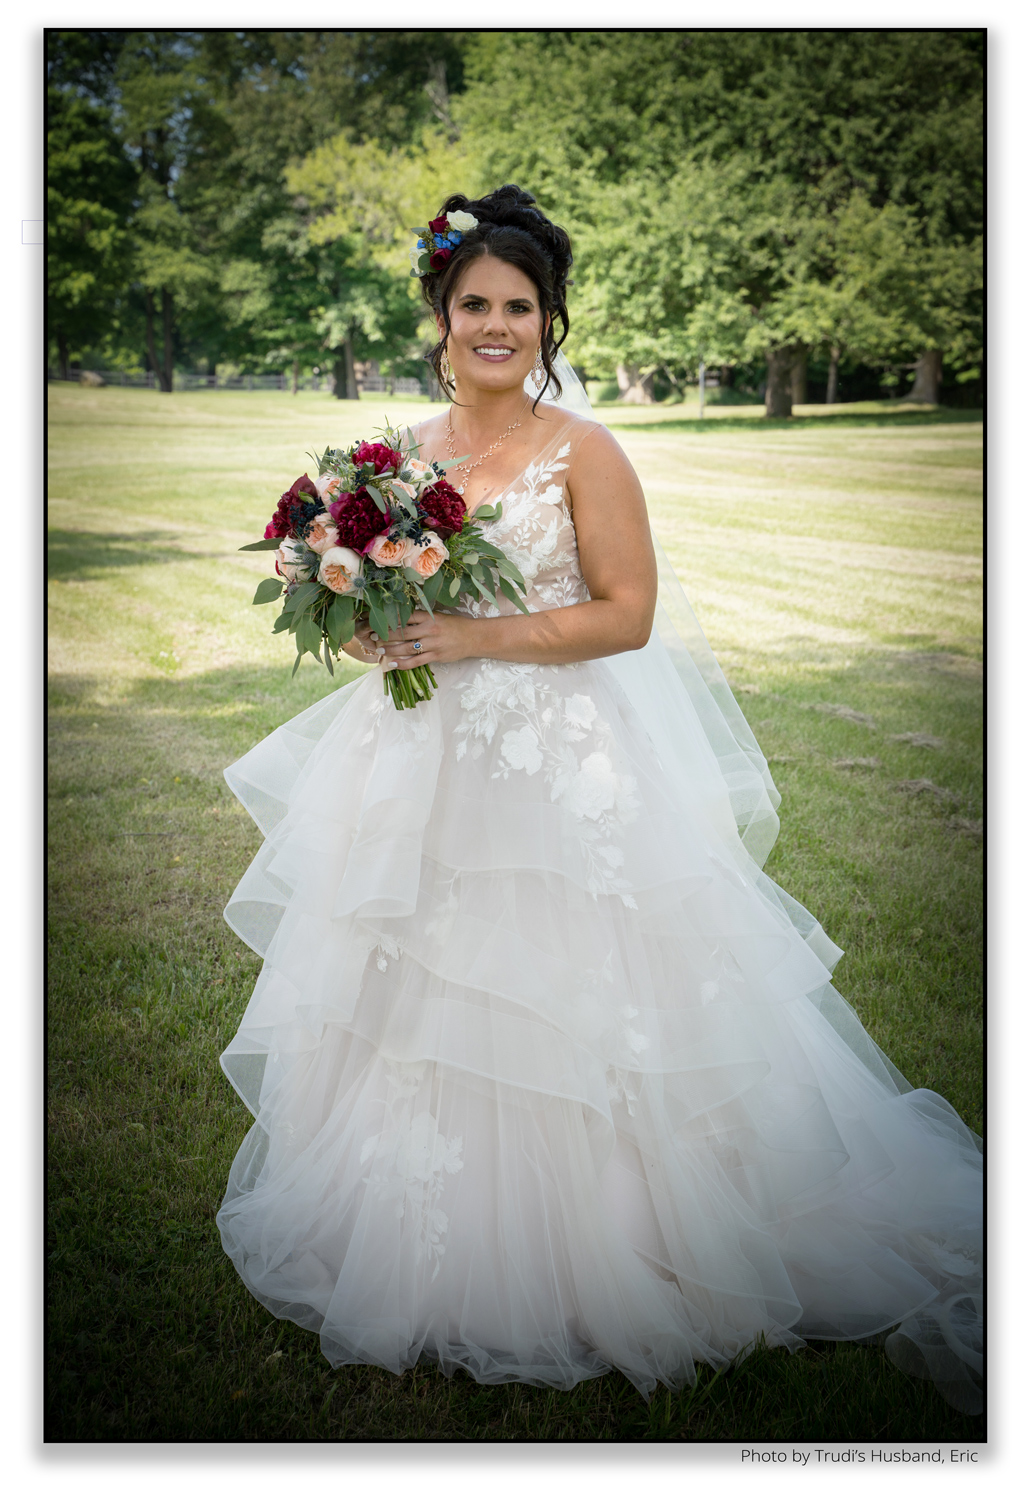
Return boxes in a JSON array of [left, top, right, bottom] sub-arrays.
[[217, 367, 982, 1414]]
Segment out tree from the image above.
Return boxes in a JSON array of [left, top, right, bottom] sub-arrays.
[[46, 34, 137, 376], [46, 87, 136, 377], [286, 129, 473, 398], [449, 29, 984, 411]]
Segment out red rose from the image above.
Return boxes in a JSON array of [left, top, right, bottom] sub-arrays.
[[351, 441, 403, 475], [266, 474, 318, 539], [429, 248, 453, 271], [329, 487, 386, 552], [428, 215, 450, 234], [420, 477, 466, 536]]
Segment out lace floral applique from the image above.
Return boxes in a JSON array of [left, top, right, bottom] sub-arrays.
[[359, 1060, 464, 1279], [459, 441, 588, 620], [359, 689, 386, 745], [454, 669, 639, 904]]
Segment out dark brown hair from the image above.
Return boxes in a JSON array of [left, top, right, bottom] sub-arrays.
[[418, 184, 573, 406]]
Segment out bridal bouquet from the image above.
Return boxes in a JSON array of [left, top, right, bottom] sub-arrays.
[[240, 425, 529, 709]]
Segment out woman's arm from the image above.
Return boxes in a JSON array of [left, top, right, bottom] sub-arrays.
[[378, 425, 658, 672]]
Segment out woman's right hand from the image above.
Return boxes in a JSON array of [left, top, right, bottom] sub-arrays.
[[341, 620, 384, 666]]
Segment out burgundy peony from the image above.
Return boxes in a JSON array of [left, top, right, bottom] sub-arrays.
[[329, 487, 387, 553], [429, 248, 453, 271], [265, 474, 318, 539], [428, 215, 449, 234], [351, 441, 403, 475], [420, 477, 466, 536]]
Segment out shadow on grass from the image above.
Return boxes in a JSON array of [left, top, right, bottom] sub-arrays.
[[48, 528, 195, 581], [46, 652, 984, 1443], [606, 409, 983, 436]]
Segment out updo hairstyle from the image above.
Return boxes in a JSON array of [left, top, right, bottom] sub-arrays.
[[419, 183, 573, 406]]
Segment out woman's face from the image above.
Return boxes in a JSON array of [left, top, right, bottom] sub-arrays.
[[440, 254, 546, 393]]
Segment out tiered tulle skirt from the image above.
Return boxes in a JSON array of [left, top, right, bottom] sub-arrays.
[[217, 655, 983, 1412]]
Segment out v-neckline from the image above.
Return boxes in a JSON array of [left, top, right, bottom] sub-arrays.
[[412, 416, 579, 520]]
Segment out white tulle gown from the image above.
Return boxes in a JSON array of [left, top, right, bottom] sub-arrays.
[[217, 410, 982, 1414]]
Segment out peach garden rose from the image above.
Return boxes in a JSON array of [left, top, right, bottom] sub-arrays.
[[407, 531, 449, 579], [365, 533, 414, 567], [305, 513, 340, 554], [318, 546, 363, 594]]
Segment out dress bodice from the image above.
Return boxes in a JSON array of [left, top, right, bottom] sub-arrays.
[[414, 419, 597, 619]]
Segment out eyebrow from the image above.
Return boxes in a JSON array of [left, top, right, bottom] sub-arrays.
[[457, 291, 535, 305]]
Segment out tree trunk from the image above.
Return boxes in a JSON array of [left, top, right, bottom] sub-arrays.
[[616, 363, 655, 404], [764, 345, 797, 418], [826, 347, 840, 404], [789, 347, 808, 406], [332, 355, 346, 399], [160, 288, 174, 392], [56, 329, 70, 382], [907, 349, 943, 404], [145, 290, 163, 387], [291, 359, 299, 396], [343, 330, 360, 399]]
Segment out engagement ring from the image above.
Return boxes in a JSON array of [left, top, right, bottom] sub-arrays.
[[412, 641, 423, 653]]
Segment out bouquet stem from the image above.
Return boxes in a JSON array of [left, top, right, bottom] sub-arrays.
[[383, 663, 438, 709]]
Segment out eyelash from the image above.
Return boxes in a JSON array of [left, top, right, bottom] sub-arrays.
[[463, 301, 532, 314]]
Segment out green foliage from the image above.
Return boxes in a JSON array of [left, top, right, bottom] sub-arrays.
[[46, 75, 137, 364], [451, 30, 984, 389], [46, 29, 983, 402]]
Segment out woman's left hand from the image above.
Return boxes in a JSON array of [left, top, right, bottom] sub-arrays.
[[374, 610, 476, 672]]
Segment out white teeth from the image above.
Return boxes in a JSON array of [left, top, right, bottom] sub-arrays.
[[476, 347, 512, 356]]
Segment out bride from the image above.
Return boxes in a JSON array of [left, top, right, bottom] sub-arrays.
[[216, 185, 982, 1415]]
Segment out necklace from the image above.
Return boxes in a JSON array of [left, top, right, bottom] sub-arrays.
[[445, 398, 530, 496]]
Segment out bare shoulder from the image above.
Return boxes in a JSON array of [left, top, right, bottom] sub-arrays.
[[410, 411, 447, 453], [565, 421, 642, 496]]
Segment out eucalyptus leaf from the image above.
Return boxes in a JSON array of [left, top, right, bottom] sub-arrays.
[[239, 537, 283, 552], [421, 571, 444, 605], [498, 575, 527, 607], [288, 580, 321, 621], [252, 577, 285, 605], [470, 570, 499, 607], [365, 484, 388, 514]]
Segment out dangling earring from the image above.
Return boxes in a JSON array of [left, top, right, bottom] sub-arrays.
[[440, 345, 455, 389], [532, 348, 546, 386]]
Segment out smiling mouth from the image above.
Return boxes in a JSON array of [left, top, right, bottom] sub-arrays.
[[474, 346, 515, 359]]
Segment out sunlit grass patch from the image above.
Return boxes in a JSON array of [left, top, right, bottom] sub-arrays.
[[47, 386, 983, 1441]]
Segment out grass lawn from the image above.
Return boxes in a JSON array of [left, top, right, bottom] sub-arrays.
[[47, 385, 983, 1443]]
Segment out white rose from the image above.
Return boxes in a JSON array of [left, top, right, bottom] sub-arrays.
[[404, 458, 437, 485], [276, 537, 313, 583], [315, 473, 346, 502], [564, 694, 598, 731], [560, 752, 618, 820], [305, 513, 339, 555], [318, 546, 363, 595], [500, 726, 543, 776], [446, 211, 478, 233]]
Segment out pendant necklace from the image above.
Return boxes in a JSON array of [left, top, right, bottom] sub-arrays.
[[445, 398, 530, 496]]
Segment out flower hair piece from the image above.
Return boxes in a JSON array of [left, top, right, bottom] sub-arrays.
[[410, 210, 479, 277]]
